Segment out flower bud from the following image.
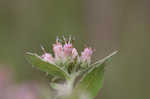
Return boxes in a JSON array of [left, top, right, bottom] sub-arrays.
[[53, 42, 64, 60], [63, 43, 73, 57], [41, 53, 54, 63], [80, 48, 93, 64], [72, 48, 78, 59]]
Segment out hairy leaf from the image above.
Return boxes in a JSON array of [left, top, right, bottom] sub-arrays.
[[75, 51, 118, 99], [25, 52, 70, 79]]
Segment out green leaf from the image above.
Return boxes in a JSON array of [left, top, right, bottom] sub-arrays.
[[25, 52, 70, 79], [75, 51, 118, 99]]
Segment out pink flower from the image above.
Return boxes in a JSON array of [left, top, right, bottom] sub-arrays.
[[63, 43, 73, 57], [41, 53, 54, 63], [39, 37, 95, 66], [72, 48, 78, 59], [53, 42, 64, 60], [80, 48, 93, 64]]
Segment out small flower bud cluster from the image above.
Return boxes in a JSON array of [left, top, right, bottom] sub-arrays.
[[80, 48, 93, 64], [41, 53, 54, 63], [40, 37, 93, 67]]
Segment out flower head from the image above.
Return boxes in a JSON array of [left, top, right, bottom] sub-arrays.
[[53, 42, 64, 60], [41, 53, 54, 63], [63, 43, 73, 57], [80, 48, 93, 64], [40, 37, 94, 69]]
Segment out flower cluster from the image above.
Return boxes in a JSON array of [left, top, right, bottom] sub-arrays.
[[40, 37, 93, 68], [25, 37, 116, 99]]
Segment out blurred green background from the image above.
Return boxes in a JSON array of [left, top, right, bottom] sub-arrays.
[[0, 0, 150, 99]]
